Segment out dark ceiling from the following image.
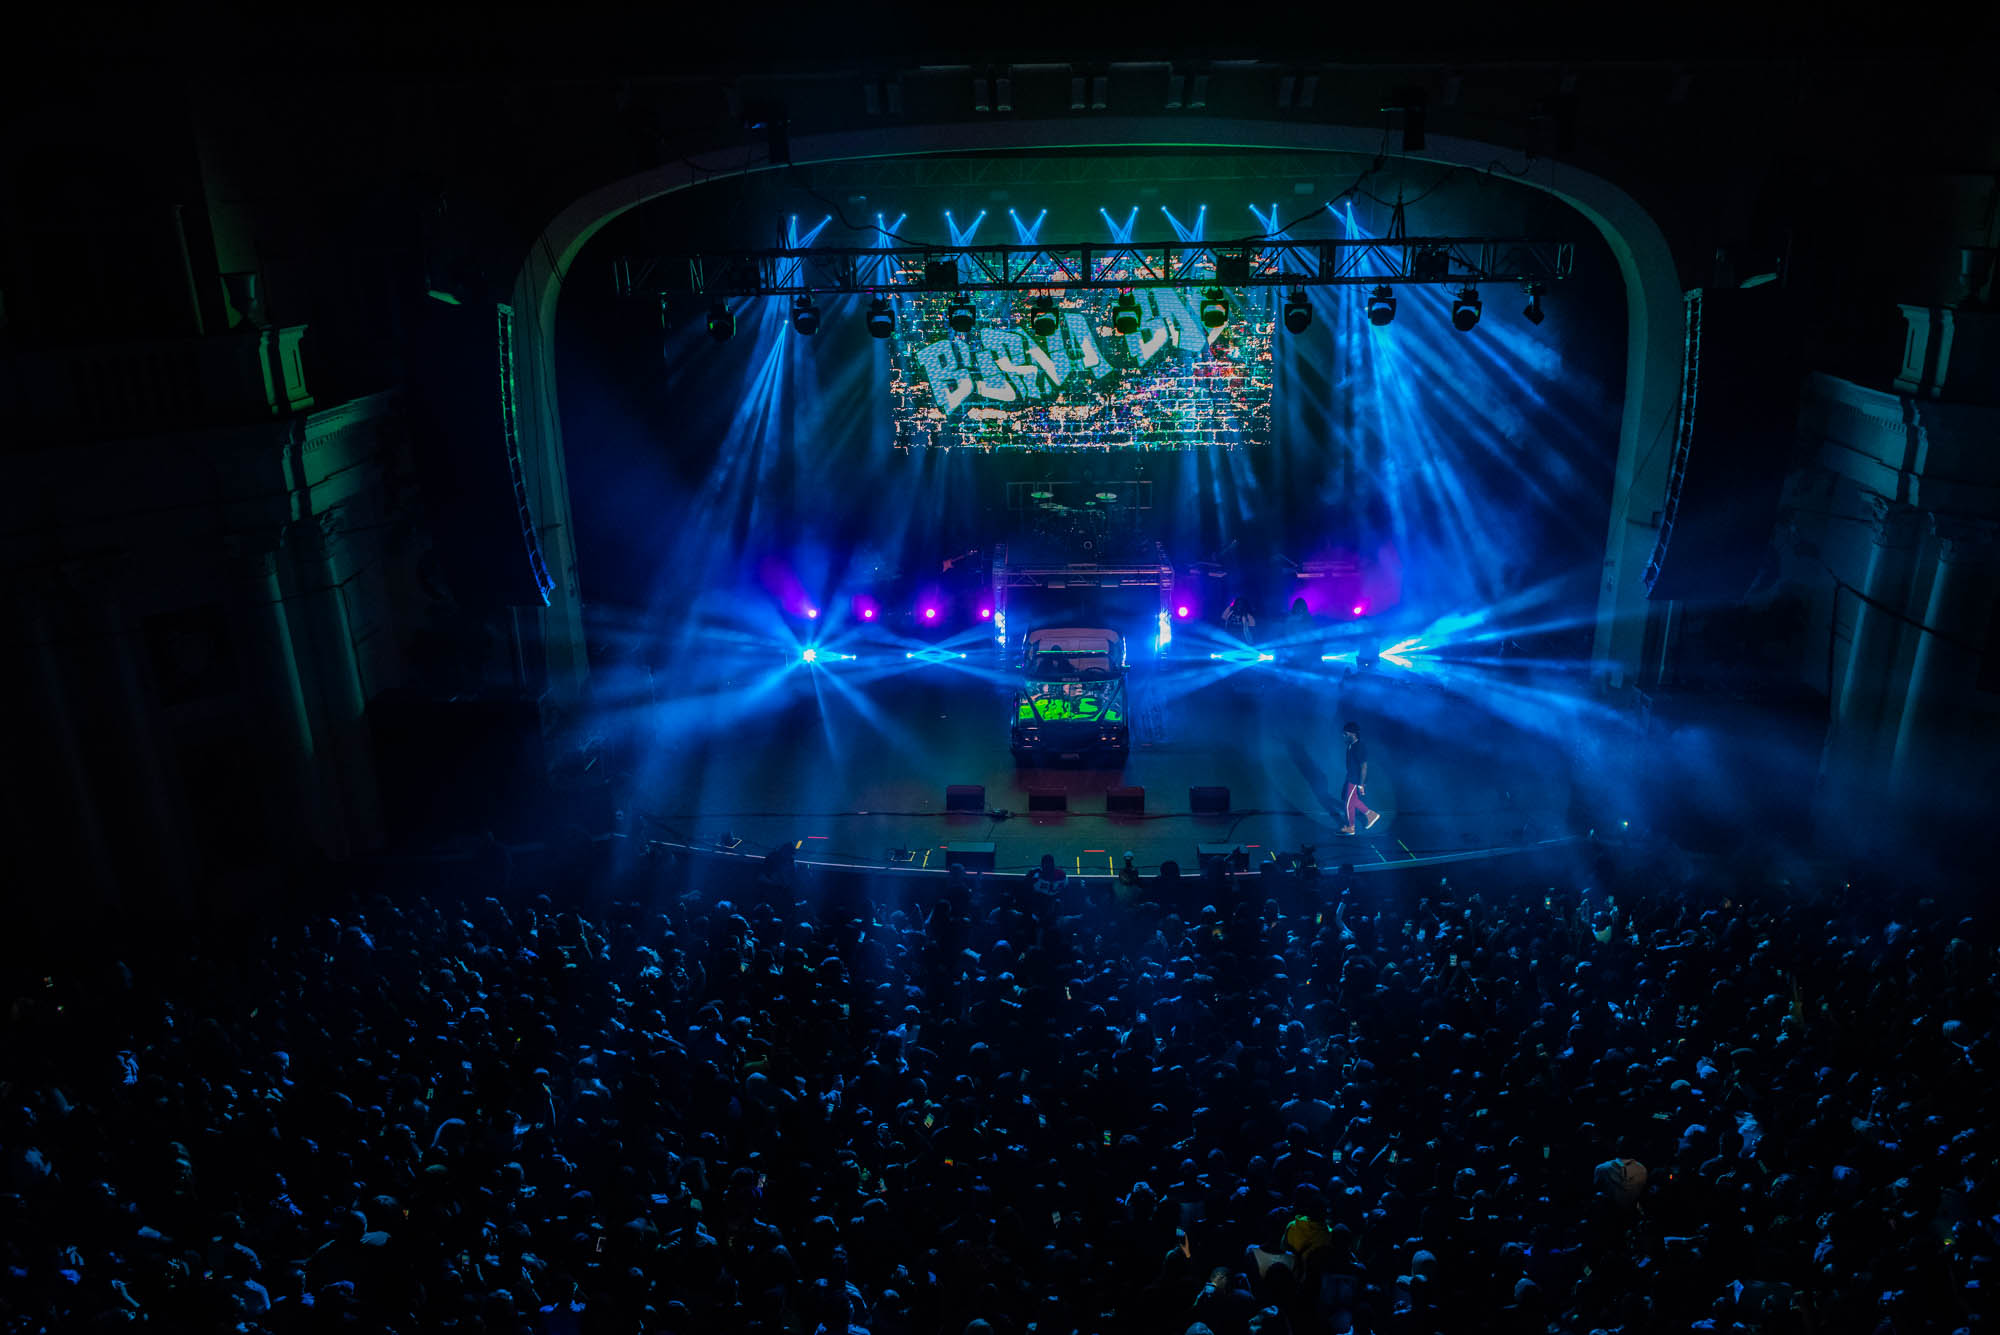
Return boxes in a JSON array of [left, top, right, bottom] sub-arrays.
[[16, 3, 1993, 85]]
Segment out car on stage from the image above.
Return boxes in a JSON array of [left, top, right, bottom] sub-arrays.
[[1010, 626, 1130, 765]]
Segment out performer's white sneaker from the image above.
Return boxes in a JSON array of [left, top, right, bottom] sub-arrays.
[[1364, 811, 1381, 830], [1339, 825, 1356, 835]]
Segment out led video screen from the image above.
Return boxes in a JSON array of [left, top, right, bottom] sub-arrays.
[[889, 288, 1273, 450]]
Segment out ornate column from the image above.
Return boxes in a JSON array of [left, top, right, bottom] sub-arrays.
[[287, 513, 384, 853], [1834, 499, 1925, 769], [1890, 516, 2000, 792], [229, 537, 320, 850]]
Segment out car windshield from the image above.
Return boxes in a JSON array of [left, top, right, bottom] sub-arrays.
[[1024, 630, 1122, 679]]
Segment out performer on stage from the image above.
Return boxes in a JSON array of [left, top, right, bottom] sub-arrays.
[[1340, 722, 1380, 834], [1222, 597, 1258, 643]]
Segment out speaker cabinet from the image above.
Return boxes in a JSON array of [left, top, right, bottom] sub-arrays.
[[1106, 786, 1145, 813], [945, 784, 986, 812], [1190, 786, 1231, 814]]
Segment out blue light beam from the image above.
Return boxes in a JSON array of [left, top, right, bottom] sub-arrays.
[[945, 209, 989, 247], [1100, 206, 1139, 243], [1009, 207, 1048, 244]]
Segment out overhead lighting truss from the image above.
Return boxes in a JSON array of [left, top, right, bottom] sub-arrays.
[[662, 237, 1574, 300]]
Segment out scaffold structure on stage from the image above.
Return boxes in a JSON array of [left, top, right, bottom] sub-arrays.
[[990, 541, 1177, 656]]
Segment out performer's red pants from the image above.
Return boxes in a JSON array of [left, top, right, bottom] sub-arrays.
[[1343, 782, 1376, 827]]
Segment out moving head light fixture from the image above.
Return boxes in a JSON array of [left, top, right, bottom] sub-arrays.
[[1198, 287, 1229, 329], [790, 294, 819, 335], [1282, 287, 1312, 334], [1451, 285, 1482, 332], [1029, 293, 1059, 338], [1366, 285, 1397, 326], [1112, 290, 1141, 336], [706, 302, 735, 342], [947, 297, 977, 334], [865, 295, 895, 338]]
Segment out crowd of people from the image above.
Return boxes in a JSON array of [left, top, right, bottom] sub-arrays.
[[3, 841, 1992, 1334]]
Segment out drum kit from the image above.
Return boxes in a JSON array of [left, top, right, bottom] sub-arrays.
[[1028, 489, 1123, 557]]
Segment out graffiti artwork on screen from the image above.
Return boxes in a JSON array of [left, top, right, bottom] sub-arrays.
[[889, 287, 1274, 450]]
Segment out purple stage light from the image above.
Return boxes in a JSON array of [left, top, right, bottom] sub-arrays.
[[979, 607, 992, 619], [1176, 605, 1191, 618], [924, 608, 937, 620], [805, 607, 819, 619], [1352, 603, 1366, 616], [862, 608, 876, 620]]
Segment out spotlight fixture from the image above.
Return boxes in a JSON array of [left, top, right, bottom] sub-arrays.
[[1451, 285, 1482, 332], [791, 295, 819, 335], [1198, 287, 1229, 329], [802, 647, 818, 663], [706, 302, 735, 342], [866, 296, 895, 339], [1029, 293, 1059, 338], [946, 297, 976, 334], [1366, 285, 1397, 326], [1522, 282, 1546, 325], [1112, 290, 1141, 336], [1282, 287, 1312, 334]]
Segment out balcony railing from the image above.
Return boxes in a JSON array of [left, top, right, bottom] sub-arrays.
[[3, 325, 313, 443]]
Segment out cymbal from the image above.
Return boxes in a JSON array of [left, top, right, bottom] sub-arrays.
[[1095, 491, 1118, 501], [1030, 490, 1054, 499]]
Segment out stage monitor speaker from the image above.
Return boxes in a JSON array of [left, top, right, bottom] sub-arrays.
[[1196, 842, 1249, 871], [945, 841, 996, 872], [1645, 284, 1799, 601], [1106, 786, 1146, 813], [1028, 792, 1068, 813], [1190, 785, 1231, 814], [945, 784, 986, 812]]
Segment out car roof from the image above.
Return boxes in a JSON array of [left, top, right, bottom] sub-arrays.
[[1025, 627, 1121, 656]]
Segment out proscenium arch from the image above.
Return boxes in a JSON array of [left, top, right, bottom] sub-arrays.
[[512, 117, 1681, 701]]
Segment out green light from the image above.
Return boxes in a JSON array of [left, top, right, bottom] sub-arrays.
[[426, 289, 462, 306]]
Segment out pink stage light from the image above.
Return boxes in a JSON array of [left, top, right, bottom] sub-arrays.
[[923, 608, 937, 620], [1352, 604, 1366, 616], [805, 607, 819, 619], [862, 608, 876, 620], [1176, 605, 1191, 618], [979, 607, 992, 619]]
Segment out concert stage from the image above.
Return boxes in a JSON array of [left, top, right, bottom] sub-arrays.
[[626, 646, 1581, 880]]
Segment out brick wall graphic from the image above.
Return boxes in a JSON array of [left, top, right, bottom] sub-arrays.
[[889, 288, 1274, 450]]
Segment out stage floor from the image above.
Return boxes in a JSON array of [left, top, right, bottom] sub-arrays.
[[623, 647, 1577, 878]]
